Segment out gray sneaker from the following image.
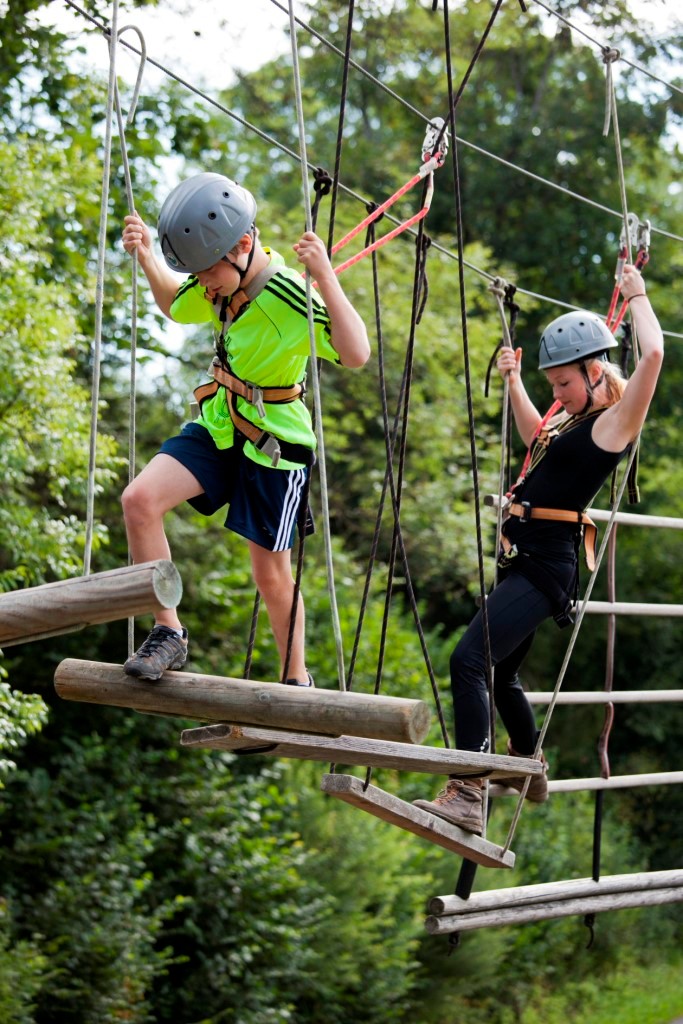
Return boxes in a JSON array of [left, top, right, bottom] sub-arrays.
[[124, 625, 188, 681]]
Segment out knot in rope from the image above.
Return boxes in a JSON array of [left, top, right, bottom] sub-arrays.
[[365, 199, 384, 224], [313, 166, 333, 197], [310, 167, 333, 232], [488, 275, 509, 302], [601, 46, 621, 65]]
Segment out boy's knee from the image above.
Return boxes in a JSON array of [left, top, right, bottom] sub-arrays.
[[121, 479, 155, 525]]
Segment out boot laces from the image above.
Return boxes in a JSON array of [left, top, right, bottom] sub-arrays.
[[136, 626, 180, 660]]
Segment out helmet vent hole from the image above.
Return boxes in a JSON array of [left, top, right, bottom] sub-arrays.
[[183, 227, 190, 234], [208, 212, 217, 220]]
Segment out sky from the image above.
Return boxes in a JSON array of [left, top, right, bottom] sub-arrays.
[[40, 1, 681, 99], [40, 0, 291, 91]]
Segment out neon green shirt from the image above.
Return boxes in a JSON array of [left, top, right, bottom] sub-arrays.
[[170, 249, 340, 469]]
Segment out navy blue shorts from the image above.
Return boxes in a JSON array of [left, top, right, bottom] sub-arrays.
[[159, 422, 313, 552]]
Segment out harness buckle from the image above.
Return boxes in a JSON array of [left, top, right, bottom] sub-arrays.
[[255, 433, 281, 468], [519, 501, 532, 523], [245, 382, 266, 418]]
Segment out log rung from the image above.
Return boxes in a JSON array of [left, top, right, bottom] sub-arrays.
[[0, 561, 182, 647], [55, 662, 432, 744], [425, 886, 683, 933], [428, 869, 683, 917], [180, 723, 543, 779], [320, 773, 515, 869]]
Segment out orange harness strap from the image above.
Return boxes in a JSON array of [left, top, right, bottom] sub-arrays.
[[502, 503, 598, 572], [192, 359, 308, 468]]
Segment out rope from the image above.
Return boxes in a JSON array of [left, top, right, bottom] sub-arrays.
[[287, 0, 346, 690], [64, 0, 683, 258], [503, 51, 643, 849], [440, 0, 508, 793], [488, 277, 515, 589], [83, 0, 120, 576], [112, 24, 146, 658], [502, 440, 639, 852]]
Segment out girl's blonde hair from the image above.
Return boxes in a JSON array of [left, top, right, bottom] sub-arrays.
[[584, 357, 627, 407]]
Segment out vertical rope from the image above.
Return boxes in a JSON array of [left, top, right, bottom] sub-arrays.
[[113, 24, 146, 657], [489, 278, 515, 588], [287, 0, 346, 688], [441, 0, 506, 778], [83, 0, 120, 575]]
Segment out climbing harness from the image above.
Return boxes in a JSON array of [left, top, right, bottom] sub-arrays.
[[498, 501, 599, 572]]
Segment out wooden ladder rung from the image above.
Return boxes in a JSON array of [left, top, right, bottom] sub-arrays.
[[180, 723, 543, 780], [320, 773, 515, 869]]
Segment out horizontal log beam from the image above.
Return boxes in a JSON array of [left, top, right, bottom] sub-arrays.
[[525, 690, 683, 704], [588, 508, 683, 530], [0, 561, 182, 647], [429, 869, 683, 916], [320, 773, 515, 869], [181, 724, 543, 779], [425, 886, 683, 934], [490, 771, 683, 796], [580, 600, 683, 617], [54, 661, 432, 744]]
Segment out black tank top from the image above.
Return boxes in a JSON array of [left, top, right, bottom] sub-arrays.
[[503, 412, 629, 560]]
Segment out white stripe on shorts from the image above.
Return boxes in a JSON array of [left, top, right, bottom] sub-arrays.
[[274, 467, 307, 552]]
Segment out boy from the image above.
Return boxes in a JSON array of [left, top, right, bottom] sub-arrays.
[[121, 172, 370, 684]]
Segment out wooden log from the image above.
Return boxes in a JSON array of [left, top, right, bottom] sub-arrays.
[[180, 724, 543, 779], [320, 773, 515, 868], [489, 771, 683, 797], [525, 690, 683, 705], [428, 869, 683, 916], [54, 661, 432, 744], [425, 886, 683, 933], [580, 600, 683, 617], [0, 561, 182, 647]]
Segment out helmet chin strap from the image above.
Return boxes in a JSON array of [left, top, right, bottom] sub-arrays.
[[578, 360, 606, 414], [234, 226, 257, 283]]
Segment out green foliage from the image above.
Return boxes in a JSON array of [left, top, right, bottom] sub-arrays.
[[0, 900, 47, 1024], [0, 134, 122, 587], [0, 1, 682, 1023], [0, 680, 48, 783]]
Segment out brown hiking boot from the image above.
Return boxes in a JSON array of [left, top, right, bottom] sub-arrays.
[[413, 778, 484, 835], [505, 740, 549, 802]]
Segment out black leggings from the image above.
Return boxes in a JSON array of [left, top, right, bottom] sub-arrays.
[[450, 569, 559, 755]]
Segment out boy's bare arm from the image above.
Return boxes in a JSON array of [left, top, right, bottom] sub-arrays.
[[293, 231, 370, 368]]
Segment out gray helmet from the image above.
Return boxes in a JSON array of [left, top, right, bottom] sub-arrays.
[[538, 310, 617, 369], [157, 172, 257, 274]]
